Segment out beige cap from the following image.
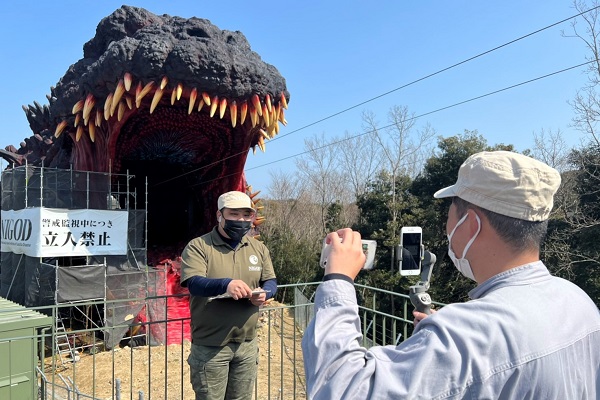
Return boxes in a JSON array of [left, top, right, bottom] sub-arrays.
[[217, 191, 255, 211], [434, 151, 561, 221]]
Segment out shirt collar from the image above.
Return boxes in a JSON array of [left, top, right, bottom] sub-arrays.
[[469, 261, 551, 300]]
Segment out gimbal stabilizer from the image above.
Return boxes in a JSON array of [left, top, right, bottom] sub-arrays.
[[408, 251, 436, 315]]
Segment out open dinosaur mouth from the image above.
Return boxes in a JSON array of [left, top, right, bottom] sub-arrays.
[[4, 6, 289, 264], [54, 73, 286, 258]]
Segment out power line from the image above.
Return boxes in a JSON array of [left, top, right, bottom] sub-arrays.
[[192, 59, 595, 188], [153, 6, 599, 188], [267, 5, 600, 144]]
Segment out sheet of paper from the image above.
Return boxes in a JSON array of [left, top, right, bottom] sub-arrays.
[[208, 289, 270, 301]]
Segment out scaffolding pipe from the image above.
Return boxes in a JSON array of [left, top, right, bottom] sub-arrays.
[[86, 171, 90, 209], [25, 159, 29, 207]]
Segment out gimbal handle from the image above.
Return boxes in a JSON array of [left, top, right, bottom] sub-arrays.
[[409, 251, 436, 315]]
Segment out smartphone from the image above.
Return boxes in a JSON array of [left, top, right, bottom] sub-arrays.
[[320, 238, 377, 270], [399, 226, 422, 276]]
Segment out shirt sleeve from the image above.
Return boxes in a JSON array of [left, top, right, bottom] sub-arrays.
[[300, 279, 461, 399], [261, 278, 277, 300], [186, 275, 232, 297], [180, 238, 208, 287]]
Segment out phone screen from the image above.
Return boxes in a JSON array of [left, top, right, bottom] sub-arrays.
[[401, 232, 421, 271]]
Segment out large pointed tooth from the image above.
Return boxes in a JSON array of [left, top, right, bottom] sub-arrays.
[[252, 145, 257, 155], [76, 125, 84, 142], [274, 121, 280, 135], [134, 82, 142, 107], [136, 81, 155, 108], [150, 88, 164, 114], [83, 94, 95, 125], [118, 101, 126, 121], [124, 72, 133, 91], [262, 104, 270, 127], [95, 110, 102, 127], [250, 107, 258, 127], [267, 124, 276, 138], [280, 92, 288, 109], [257, 136, 266, 152], [197, 98, 205, 112], [202, 92, 211, 106], [210, 96, 219, 118], [270, 108, 276, 130], [110, 79, 126, 116], [88, 122, 96, 142], [229, 101, 237, 128], [125, 95, 133, 109], [188, 88, 197, 114], [104, 93, 113, 120], [55, 120, 68, 138], [172, 84, 183, 104], [160, 76, 168, 90], [219, 98, 227, 119], [274, 103, 280, 122], [72, 99, 84, 115], [252, 94, 262, 116], [265, 94, 272, 112], [74, 113, 81, 127], [240, 102, 248, 125], [259, 129, 269, 139], [253, 217, 266, 226], [278, 107, 286, 124]]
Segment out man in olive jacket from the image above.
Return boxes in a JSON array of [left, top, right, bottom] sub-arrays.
[[181, 191, 277, 400]]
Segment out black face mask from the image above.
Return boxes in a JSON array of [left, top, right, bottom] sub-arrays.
[[222, 219, 252, 241]]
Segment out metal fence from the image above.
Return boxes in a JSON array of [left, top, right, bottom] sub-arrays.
[[0, 282, 443, 400]]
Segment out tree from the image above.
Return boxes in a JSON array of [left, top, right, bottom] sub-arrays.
[[262, 170, 325, 300], [565, 0, 600, 146], [295, 133, 355, 237], [325, 201, 343, 232], [530, 128, 571, 172], [544, 145, 600, 305], [549, 0, 600, 306], [336, 129, 383, 200], [361, 106, 436, 269]]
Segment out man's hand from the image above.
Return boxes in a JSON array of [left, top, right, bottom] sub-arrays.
[[324, 228, 366, 281], [413, 308, 436, 327], [249, 288, 267, 306], [227, 279, 253, 300]]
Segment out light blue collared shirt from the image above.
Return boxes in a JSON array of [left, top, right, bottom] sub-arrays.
[[302, 261, 600, 399]]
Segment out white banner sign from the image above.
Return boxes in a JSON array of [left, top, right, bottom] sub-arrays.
[[1, 208, 128, 257]]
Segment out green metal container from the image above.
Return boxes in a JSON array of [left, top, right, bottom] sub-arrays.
[[0, 297, 53, 400]]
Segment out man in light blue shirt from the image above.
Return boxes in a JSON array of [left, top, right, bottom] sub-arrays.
[[302, 151, 600, 399]]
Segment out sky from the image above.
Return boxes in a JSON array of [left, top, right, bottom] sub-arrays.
[[0, 1, 595, 195]]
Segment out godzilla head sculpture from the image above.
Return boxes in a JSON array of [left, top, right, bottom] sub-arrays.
[[1, 6, 289, 261]]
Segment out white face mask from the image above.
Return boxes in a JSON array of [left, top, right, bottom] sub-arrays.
[[447, 212, 481, 281]]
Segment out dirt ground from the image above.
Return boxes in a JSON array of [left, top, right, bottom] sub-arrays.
[[43, 301, 306, 400]]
